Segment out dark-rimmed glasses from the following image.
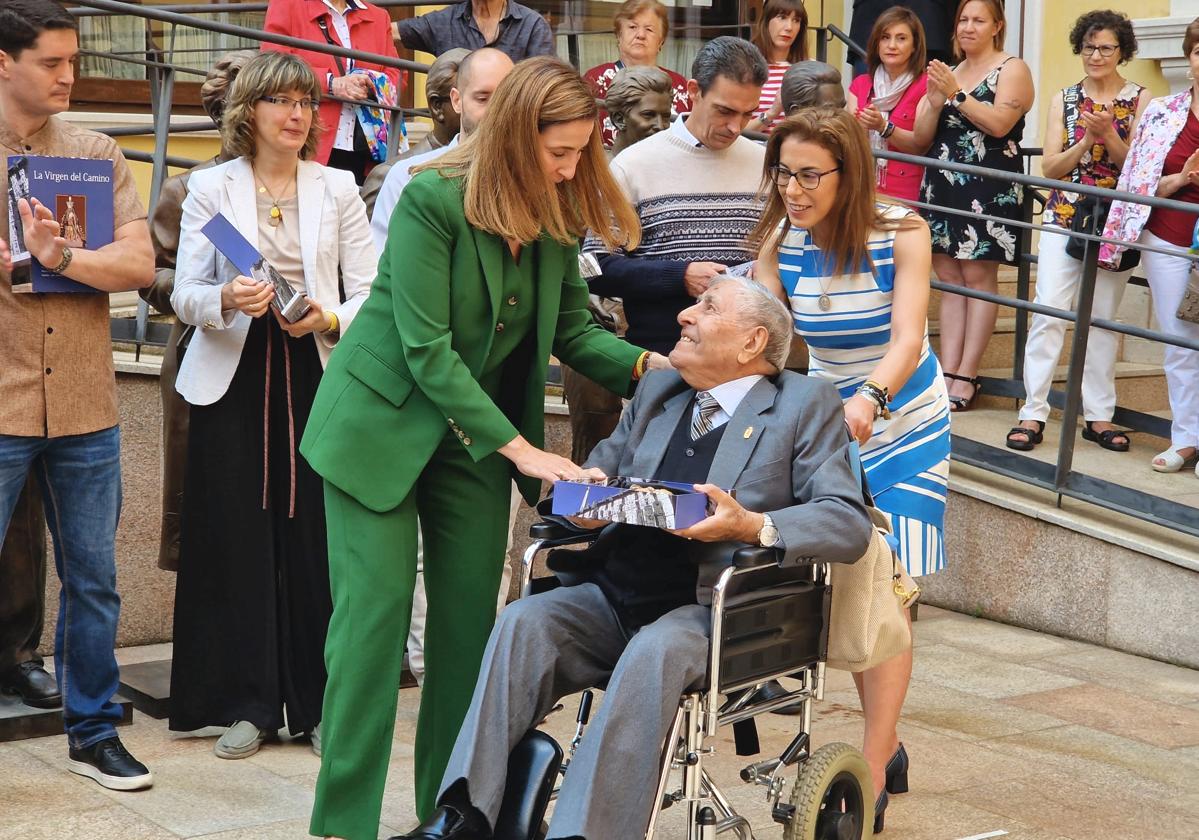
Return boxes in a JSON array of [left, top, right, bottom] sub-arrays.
[[1081, 44, 1119, 58], [770, 164, 841, 190]]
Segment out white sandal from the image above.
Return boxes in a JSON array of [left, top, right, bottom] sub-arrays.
[[1151, 447, 1197, 473]]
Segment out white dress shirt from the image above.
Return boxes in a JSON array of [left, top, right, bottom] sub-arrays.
[[672, 113, 703, 148], [369, 134, 459, 251], [691, 374, 764, 431]]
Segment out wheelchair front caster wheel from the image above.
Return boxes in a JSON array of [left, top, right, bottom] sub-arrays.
[[783, 742, 874, 840]]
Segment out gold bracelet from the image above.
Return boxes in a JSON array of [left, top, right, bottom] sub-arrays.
[[632, 350, 650, 380], [323, 311, 340, 334]]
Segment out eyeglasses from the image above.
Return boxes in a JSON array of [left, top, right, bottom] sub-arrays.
[[260, 95, 319, 112], [770, 164, 841, 190], [1081, 44, 1119, 58]]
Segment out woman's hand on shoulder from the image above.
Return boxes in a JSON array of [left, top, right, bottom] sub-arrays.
[[844, 395, 876, 445]]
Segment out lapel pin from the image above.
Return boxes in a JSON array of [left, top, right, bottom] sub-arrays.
[[743, 426, 754, 439]]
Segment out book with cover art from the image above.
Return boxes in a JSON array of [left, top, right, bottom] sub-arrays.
[[200, 212, 311, 323], [6, 155, 113, 293]]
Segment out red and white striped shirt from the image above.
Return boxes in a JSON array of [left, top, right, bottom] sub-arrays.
[[757, 62, 790, 133]]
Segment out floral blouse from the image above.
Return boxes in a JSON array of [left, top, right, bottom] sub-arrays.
[[1044, 80, 1143, 230], [1101, 88, 1192, 268]]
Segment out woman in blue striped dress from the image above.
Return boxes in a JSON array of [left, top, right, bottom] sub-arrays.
[[755, 108, 951, 831]]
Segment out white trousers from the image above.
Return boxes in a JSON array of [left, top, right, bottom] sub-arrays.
[[1020, 227, 1129, 423], [1139, 231, 1199, 448], [407, 484, 521, 682]]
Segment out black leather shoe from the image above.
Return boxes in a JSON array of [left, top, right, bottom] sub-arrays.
[[0, 660, 62, 709], [390, 805, 490, 840], [885, 743, 909, 794], [751, 679, 804, 716], [68, 736, 153, 791]]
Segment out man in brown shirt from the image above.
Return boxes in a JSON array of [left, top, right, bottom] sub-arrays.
[[0, 0, 155, 790]]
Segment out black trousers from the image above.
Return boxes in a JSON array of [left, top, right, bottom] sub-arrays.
[[0, 474, 47, 671], [326, 146, 373, 187], [169, 316, 331, 734]]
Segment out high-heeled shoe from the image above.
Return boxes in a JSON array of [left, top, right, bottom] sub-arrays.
[[873, 789, 889, 834], [884, 743, 909, 794]]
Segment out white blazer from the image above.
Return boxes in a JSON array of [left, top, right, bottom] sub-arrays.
[[171, 157, 377, 406]]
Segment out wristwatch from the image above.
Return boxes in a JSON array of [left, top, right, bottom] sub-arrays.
[[757, 513, 781, 548], [51, 246, 73, 275], [950, 88, 968, 107]]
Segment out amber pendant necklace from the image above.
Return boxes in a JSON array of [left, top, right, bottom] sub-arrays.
[[252, 165, 294, 228]]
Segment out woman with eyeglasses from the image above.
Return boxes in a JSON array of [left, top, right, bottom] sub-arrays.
[[755, 108, 951, 834], [167, 52, 376, 760], [1007, 10, 1148, 454]]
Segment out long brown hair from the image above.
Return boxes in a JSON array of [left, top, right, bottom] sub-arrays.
[[423, 57, 640, 249], [749, 108, 916, 276], [751, 0, 808, 64], [952, 0, 1006, 60], [866, 6, 927, 77]]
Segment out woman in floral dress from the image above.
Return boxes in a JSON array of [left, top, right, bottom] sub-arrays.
[[912, 0, 1034, 411]]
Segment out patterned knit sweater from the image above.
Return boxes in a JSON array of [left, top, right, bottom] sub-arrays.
[[584, 126, 766, 353]]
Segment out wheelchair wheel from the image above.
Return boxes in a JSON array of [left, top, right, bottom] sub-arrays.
[[783, 742, 873, 840]]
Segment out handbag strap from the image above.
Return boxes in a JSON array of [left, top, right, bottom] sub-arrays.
[[316, 16, 349, 78], [1062, 82, 1083, 186]]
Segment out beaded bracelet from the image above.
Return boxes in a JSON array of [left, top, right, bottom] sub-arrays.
[[856, 380, 891, 419]]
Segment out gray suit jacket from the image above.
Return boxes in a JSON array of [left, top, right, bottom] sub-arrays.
[[582, 369, 873, 603]]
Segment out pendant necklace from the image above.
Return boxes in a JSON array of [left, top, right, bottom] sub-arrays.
[[253, 166, 294, 228], [810, 237, 834, 311]]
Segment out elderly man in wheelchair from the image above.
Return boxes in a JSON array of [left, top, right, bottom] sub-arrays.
[[395, 276, 877, 840]]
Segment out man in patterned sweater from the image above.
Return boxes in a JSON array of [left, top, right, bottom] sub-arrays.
[[583, 36, 768, 356]]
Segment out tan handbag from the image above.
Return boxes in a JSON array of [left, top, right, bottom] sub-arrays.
[[1177, 266, 1199, 325], [826, 506, 917, 673]]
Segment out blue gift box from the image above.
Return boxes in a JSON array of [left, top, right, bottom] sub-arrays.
[[551, 478, 714, 530]]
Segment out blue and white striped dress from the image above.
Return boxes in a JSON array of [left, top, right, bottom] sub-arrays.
[[777, 205, 951, 576]]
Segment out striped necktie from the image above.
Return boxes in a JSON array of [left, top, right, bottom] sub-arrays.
[[691, 391, 721, 440]]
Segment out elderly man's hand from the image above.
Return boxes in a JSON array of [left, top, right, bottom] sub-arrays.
[[670, 484, 764, 544]]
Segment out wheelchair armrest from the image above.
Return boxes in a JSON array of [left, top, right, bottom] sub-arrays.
[[732, 545, 784, 569], [528, 517, 602, 548]]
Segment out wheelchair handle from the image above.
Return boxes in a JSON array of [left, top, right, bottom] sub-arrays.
[[576, 689, 593, 725]]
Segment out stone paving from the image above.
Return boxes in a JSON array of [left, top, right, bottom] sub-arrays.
[[2, 606, 1198, 840]]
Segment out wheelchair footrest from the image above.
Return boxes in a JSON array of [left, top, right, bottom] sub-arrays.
[[492, 730, 564, 840]]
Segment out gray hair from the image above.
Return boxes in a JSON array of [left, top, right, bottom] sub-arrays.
[[779, 60, 845, 113], [710, 275, 793, 372], [605, 65, 673, 117], [691, 36, 768, 95]]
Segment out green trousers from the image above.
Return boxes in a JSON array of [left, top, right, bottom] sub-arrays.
[[310, 434, 512, 840]]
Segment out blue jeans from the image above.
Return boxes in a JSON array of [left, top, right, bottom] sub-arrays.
[[0, 427, 124, 748]]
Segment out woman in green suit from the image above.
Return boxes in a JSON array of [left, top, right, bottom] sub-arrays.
[[302, 56, 666, 840]]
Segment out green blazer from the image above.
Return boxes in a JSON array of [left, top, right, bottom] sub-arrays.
[[300, 169, 644, 513]]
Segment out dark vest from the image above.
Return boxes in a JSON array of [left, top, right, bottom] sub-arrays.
[[594, 401, 727, 629]]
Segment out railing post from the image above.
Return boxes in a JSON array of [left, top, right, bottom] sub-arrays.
[[140, 29, 176, 362], [1013, 173, 1036, 381], [1052, 203, 1102, 494], [815, 26, 827, 63]]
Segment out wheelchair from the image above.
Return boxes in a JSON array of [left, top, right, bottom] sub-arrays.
[[487, 519, 875, 840]]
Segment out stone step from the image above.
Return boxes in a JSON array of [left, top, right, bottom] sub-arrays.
[[968, 360, 1171, 413]]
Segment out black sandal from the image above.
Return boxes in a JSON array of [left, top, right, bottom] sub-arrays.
[[1082, 421, 1130, 452], [1006, 420, 1044, 451], [944, 372, 981, 413]]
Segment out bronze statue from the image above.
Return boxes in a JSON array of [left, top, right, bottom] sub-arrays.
[[606, 65, 673, 158], [779, 60, 847, 114]]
